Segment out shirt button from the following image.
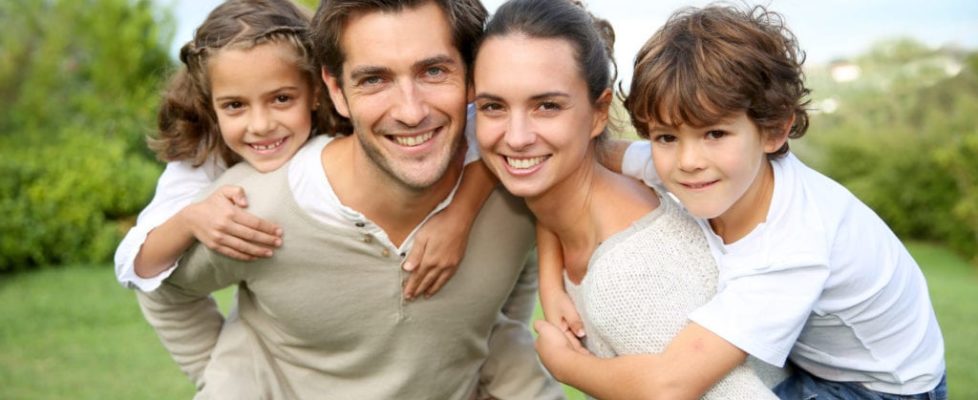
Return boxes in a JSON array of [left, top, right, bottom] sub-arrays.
[[381, 249, 391, 257], [355, 222, 365, 228], [361, 235, 373, 243]]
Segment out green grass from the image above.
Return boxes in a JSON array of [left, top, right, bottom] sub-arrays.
[[0, 242, 974, 399]]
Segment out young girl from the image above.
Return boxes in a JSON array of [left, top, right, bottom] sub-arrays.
[[540, 4, 947, 399], [114, 0, 488, 301], [473, 0, 778, 398]]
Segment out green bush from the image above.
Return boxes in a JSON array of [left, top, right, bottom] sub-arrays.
[[0, 0, 172, 270], [0, 131, 161, 271], [804, 40, 978, 264]]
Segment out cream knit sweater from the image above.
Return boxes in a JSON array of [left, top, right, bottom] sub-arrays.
[[565, 194, 781, 399]]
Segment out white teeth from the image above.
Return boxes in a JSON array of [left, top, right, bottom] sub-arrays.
[[252, 138, 285, 151], [393, 131, 434, 147], [506, 156, 546, 169]]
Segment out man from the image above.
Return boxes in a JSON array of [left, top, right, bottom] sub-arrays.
[[137, 0, 562, 398]]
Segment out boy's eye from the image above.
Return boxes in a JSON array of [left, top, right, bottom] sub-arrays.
[[706, 130, 727, 139], [653, 134, 677, 144]]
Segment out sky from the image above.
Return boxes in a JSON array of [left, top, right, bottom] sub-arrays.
[[164, 0, 978, 86]]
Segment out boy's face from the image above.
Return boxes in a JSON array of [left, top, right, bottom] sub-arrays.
[[322, 2, 468, 191], [210, 42, 315, 172], [648, 111, 785, 229]]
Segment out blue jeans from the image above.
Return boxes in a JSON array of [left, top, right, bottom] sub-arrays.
[[772, 367, 947, 400]]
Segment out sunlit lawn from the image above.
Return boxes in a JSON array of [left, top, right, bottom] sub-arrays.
[[0, 242, 973, 399]]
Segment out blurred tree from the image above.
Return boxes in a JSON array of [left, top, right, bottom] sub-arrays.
[[0, 0, 172, 270], [804, 38, 978, 265]]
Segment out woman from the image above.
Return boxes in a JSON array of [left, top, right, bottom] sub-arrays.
[[472, 0, 779, 398]]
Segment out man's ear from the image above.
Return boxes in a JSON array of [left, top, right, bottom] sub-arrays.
[[590, 89, 613, 139], [764, 114, 794, 153], [322, 67, 350, 118]]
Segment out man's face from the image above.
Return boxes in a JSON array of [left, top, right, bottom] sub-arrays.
[[323, 2, 468, 191]]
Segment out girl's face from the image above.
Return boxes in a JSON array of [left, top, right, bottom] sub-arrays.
[[474, 34, 608, 199], [648, 111, 785, 226], [209, 42, 316, 172]]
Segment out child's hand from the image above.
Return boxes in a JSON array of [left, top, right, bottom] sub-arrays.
[[534, 320, 590, 374], [181, 185, 283, 261], [541, 289, 586, 339], [401, 213, 469, 300]]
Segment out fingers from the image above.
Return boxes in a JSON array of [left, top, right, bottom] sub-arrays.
[[219, 185, 249, 207], [231, 213, 283, 247], [402, 265, 426, 300], [564, 330, 588, 355], [402, 239, 426, 273], [212, 245, 256, 261], [414, 267, 440, 299], [424, 271, 454, 298], [567, 318, 586, 338], [207, 231, 275, 258]]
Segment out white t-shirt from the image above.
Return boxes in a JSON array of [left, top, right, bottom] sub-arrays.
[[621, 141, 945, 395], [115, 108, 480, 291]]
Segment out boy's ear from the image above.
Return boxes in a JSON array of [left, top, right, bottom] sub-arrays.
[[764, 114, 794, 153], [322, 67, 350, 118], [590, 89, 613, 139]]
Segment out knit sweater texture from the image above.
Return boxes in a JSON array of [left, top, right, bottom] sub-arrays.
[[565, 194, 780, 399]]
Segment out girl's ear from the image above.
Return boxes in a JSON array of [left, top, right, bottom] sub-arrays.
[[322, 68, 350, 118], [590, 89, 613, 139], [764, 114, 794, 153]]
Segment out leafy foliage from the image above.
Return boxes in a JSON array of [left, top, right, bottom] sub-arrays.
[[0, 0, 171, 270], [801, 39, 978, 264]]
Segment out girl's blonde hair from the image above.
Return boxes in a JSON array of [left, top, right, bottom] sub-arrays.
[[151, 0, 338, 166]]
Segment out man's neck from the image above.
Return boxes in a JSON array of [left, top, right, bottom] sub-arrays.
[[322, 135, 463, 246]]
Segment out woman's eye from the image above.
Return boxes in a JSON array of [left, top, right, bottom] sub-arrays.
[[478, 102, 503, 113], [539, 102, 561, 112]]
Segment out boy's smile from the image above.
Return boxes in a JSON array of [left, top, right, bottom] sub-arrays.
[[650, 111, 785, 242]]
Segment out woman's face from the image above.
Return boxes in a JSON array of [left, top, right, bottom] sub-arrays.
[[473, 34, 609, 199]]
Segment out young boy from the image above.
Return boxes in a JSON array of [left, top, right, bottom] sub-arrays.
[[534, 4, 947, 399]]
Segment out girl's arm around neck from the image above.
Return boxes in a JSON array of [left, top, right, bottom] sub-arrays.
[[134, 185, 282, 279]]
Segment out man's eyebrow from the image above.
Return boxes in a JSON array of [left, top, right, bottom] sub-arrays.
[[348, 65, 391, 82], [415, 55, 457, 70]]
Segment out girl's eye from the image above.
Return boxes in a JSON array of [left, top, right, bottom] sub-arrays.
[[222, 101, 243, 110], [706, 130, 727, 139], [274, 95, 292, 103]]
